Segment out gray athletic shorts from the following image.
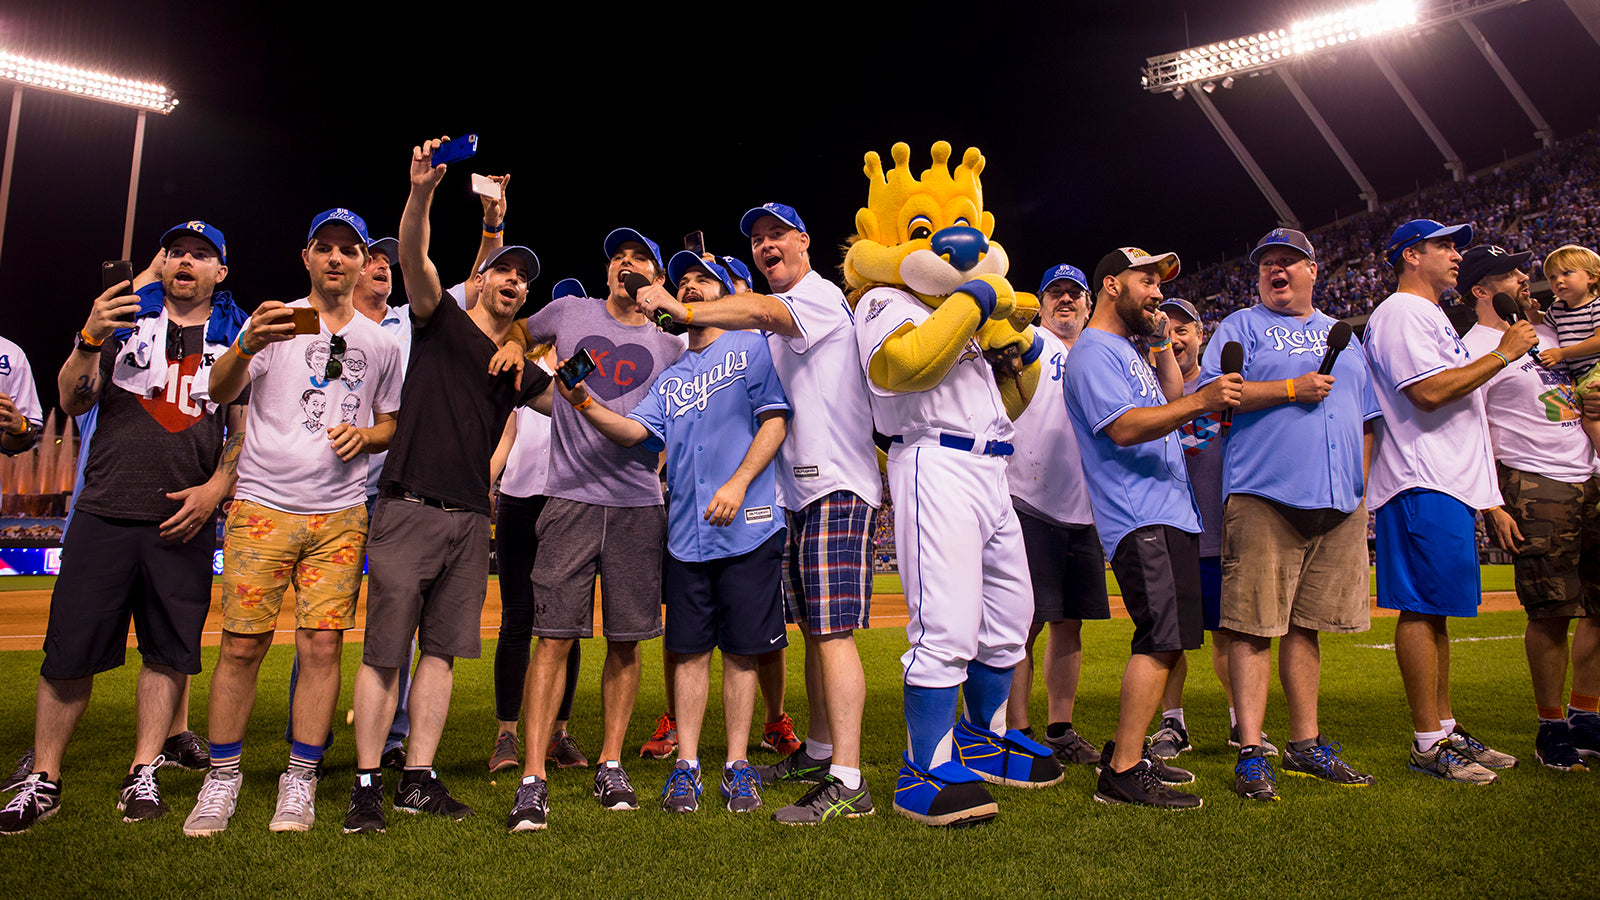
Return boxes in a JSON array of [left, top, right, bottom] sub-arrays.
[[363, 497, 490, 667], [530, 498, 665, 641]]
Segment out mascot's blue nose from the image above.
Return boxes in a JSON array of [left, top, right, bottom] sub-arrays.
[[930, 226, 989, 272]]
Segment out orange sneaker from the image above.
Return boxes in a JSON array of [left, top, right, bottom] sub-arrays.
[[761, 713, 803, 756], [639, 713, 677, 759]]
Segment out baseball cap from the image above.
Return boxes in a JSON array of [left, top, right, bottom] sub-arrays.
[[1092, 247, 1181, 290], [478, 245, 540, 282], [740, 202, 807, 236], [1457, 244, 1533, 296], [367, 237, 399, 263], [1250, 227, 1316, 265], [1384, 218, 1473, 266], [1159, 298, 1201, 323], [307, 208, 371, 245], [719, 255, 753, 285], [161, 221, 227, 265], [1038, 263, 1089, 295], [667, 250, 736, 296], [602, 227, 664, 266], [551, 278, 587, 301]]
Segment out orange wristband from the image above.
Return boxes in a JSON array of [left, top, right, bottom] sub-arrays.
[[573, 396, 593, 412], [683, 304, 694, 325], [1285, 378, 1296, 402]]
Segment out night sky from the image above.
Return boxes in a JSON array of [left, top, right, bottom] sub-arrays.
[[3, 0, 1598, 413]]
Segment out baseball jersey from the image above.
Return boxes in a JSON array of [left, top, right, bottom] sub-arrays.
[[500, 368, 555, 499], [1062, 326, 1201, 558], [0, 335, 43, 435], [628, 330, 790, 563], [1462, 322, 1599, 482], [1180, 374, 1226, 558], [1006, 328, 1093, 527], [1364, 291, 1500, 510], [765, 270, 881, 510], [364, 302, 415, 497], [1199, 305, 1381, 513]]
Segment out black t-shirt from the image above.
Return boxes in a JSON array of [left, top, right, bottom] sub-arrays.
[[379, 296, 551, 515]]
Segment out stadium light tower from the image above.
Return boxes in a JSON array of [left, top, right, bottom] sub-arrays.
[[0, 49, 178, 265]]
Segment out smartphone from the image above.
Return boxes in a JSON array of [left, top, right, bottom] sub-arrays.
[[683, 231, 705, 257], [558, 348, 597, 390], [291, 307, 321, 335], [101, 259, 137, 327], [431, 134, 478, 167], [470, 173, 502, 200]]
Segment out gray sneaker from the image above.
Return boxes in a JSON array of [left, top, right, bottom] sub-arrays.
[[660, 761, 701, 813], [1147, 718, 1190, 759], [2, 748, 36, 791], [1409, 737, 1498, 785], [772, 775, 875, 825], [269, 769, 318, 832], [1449, 725, 1518, 770], [1042, 728, 1101, 765], [1228, 725, 1280, 757], [184, 768, 243, 836], [720, 761, 762, 813]]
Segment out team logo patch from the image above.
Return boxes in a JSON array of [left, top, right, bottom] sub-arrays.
[[0, 354, 9, 376], [577, 337, 656, 401], [792, 465, 819, 479], [744, 506, 774, 524]]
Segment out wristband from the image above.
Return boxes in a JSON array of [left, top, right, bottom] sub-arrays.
[[234, 333, 258, 358], [1488, 350, 1509, 368], [1148, 338, 1172, 353], [683, 304, 694, 325], [1019, 331, 1045, 365], [573, 396, 593, 412], [1285, 378, 1296, 402], [482, 220, 505, 235], [77, 328, 104, 349]]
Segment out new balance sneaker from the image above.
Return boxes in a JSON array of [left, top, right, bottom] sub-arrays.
[[639, 713, 678, 759], [184, 767, 243, 836], [1093, 759, 1202, 809], [547, 730, 589, 769], [488, 731, 520, 774], [1148, 718, 1191, 759], [1098, 740, 1195, 785], [661, 761, 702, 813], [754, 745, 831, 786], [594, 763, 639, 811], [161, 731, 211, 770], [1234, 749, 1279, 801], [892, 756, 998, 827], [1228, 725, 1280, 757], [118, 757, 169, 822], [0, 774, 60, 834], [342, 774, 386, 834], [952, 718, 1064, 788], [760, 713, 803, 756], [1042, 728, 1101, 766], [269, 769, 318, 832], [720, 761, 762, 813], [380, 742, 406, 772], [1409, 737, 1498, 785], [773, 774, 875, 825], [1281, 737, 1375, 786], [1569, 711, 1600, 760], [1534, 721, 1589, 773], [507, 776, 549, 832], [2, 748, 35, 791], [1449, 724, 1518, 770], [395, 771, 473, 819]]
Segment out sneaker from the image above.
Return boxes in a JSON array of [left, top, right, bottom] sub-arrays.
[[1093, 759, 1203, 810], [1449, 724, 1518, 770], [183, 767, 243, 836], [1569, 711, 1600, 760], [661, 761, 702, 813], [594, 763, 639, 811], [1409, 737, 1498, 785], [342, 775, 386, 834], [161, 732, 211, 770], [546, 730, 589, 769], [0, 774, 60, 834], [1534, 721, 1589, 773], [1234, 749, 1279, 801], [1148, 718, 1191, 759], [488, 731, 520, 773], [639, 713, 678, 759], [760, 713, 803, 756], [269, 769, 318, 832], [753, 745, 831, 786], [395, 771, 473, 819], [1281, 737, 1376, 786], [720, 761, 762, 813], [507, 777, 549, 832], [1098, 740, 1194, 785], [772, 774, 875, 825], [892, 756, 998, 827], [952, 718, 1064, 788], [380, 743, 407, 772], [117, 757, 169, 822], [1228, 725, 1280, 757], [1041, 728, 1101, 766], [1, 748, 35, 792]]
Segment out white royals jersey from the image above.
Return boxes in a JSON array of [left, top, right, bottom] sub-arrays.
[[855, 285, 1014, 446], [1006, 328, 1093, 526]]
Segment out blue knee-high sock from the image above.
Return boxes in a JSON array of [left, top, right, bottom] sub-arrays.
[[962, 661, 1015, 734], [904, 684, 960, 770]]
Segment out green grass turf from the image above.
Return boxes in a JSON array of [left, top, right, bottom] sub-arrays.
[[874, 565, 1518, 598], [0, 608, 1591, 898]]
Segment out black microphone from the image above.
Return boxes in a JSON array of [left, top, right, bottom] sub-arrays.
[[1318, 321, 1352, 377], [1220, 340, 1243, 432], [1491, 292, 1542, 365], [622, 271, 676, 330]]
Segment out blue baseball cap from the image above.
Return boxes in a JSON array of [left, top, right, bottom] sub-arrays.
[[367, 237, 399, 263], [307, 208, 371, 245], [719, 255, 753, 286], [740, 202, 806, 236], [1250, 227, 1316, 265], [478, 245, 540, 282], [667, 250, 736, 296], [1038, 263, 1089, 295], [602, 227, 664, 266], [1384, 218, 1472, 266], [161, 220, 227, 265], [551, 278, 587, 301]]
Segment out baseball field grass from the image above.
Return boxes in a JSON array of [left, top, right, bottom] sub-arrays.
[[0, 590, 1590, 899]]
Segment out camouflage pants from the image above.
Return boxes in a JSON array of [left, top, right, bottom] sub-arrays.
[[1496, 463, 1600, 618]]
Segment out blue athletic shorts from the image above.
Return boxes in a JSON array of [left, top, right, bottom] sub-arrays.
[[1375, 488, 1481, 617], [1199, 555, 1222, 631]]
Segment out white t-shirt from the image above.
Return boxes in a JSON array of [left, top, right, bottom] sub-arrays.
[[766, 270, 881, 510], [500, 367, 554, 499], [1364, 291, 1500, 510], [235, 300, 404, 514], [1461, 322, 1599, 482], [1006, 328, 1093, 526], [0, 336, 43, 431]]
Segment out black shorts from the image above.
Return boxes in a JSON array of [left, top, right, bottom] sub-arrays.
[[41, 511, 216, 679], [1110, 524, 1203, 655], [1017, 509, 1110, 623], [663, 530, 788, 657]]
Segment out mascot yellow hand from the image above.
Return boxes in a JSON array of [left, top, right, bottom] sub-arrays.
[[978, 297, 1043, 420]]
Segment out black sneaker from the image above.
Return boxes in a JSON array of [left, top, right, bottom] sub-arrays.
[[343, 774, 387, 834], [1042, 728, 1101, 766], [1093, 759, 1202, 810], [1, 749, 34, 792], [508, 776, 550, 832], [381, 743, 407, 772], [1535, 721, 1589, 772], [118, 758, 169, 822], [594, 763, 639, 810], [1099, 740, 1194, 785], [753, 746, 831, 786], [161, 732, 210, 770], [1234, 749, 1279, 801], [1147, 718, 1190, 759], [395, 771, 472, 820], [0, 774, 61, 834], [1281, 737, 1376, 786], [1567, 711, 1600, 761]]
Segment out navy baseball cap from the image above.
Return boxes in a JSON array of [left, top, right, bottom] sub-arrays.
[[1384, 218, 1472, 266], [551, 278, 587, 301], [478, 245, 540, 282], [367, 237, 399, 263], [719, 255, 753, 285], [667, 250, 736, 296], [603, 227, 664, 265], [161, 220, 227, 265], [307, 208, 371, 245], [1038, 263, 1089, 295], [1457, 244, 1533, 296], [1250, 227, 1316, 265], [740, 202, 807, 236], [1160, 298, 1201, 323]]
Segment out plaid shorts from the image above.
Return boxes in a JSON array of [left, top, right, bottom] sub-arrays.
[[782, 491, 874, 634], [221, 499, 367, 633]]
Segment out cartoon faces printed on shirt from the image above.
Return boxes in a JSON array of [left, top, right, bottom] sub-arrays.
[[301, 333, 372, 430], [301, 388, 327, 433]]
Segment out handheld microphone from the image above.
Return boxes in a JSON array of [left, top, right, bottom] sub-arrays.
[[1220, 340, 1243, 432], [1317, 321, 1352, 377], [1491, 292, 1542, 366], [622, 271, 676, 329]]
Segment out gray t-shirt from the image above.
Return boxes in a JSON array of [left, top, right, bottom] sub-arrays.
[[524, 296, 684, 507], [1179, 373, 1226, 558]]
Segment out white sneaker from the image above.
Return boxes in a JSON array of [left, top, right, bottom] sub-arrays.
[[268, 769, 318, 832], [183, 768, 243, 836]]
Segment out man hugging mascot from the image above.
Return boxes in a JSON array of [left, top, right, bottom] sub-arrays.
[[846, 141, 1062, 826]]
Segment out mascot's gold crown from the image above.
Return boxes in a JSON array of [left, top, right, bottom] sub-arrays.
[[859, 141, 987, 242]]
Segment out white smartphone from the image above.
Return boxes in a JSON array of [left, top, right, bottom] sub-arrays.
[[470, 173, 502, 200]]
